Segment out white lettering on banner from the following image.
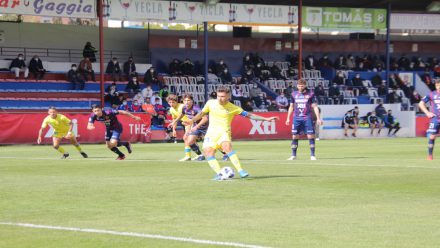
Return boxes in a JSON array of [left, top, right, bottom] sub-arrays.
[[129, 123, 151, 136], [323, 11, 372, 24], [249, 120, 276, 135]]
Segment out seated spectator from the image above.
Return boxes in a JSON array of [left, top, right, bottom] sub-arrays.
[[112, 95, 124, 108], [159, 85, 169, 99], [131, 100, 143, 112], [181, 58, 195, 76], [398, 55, 410, 70], [28, 55, 45, 80], [144, 67, 160, 85], [242, 54, 253, 71], [257, 93, 270, 110], [318, 55, 333, 68], [232, 84, 244, 102], [270, 64, 285, 80], [151, 92, 162, 105], [350, 73, 367, 96], [214, 59, 228, 76], [169, 58, 182, 76], [67, 64, 85, 90], [82, 41, 97, 62], [267, 100, 279, 112], [152, 98, 167, 126], [328, 83, 343, 104], [275, 91, 289, 111], [420, 70, 435, 91], [304, 55, 316, 70], [123, 56, 137, 78], [241, 68, 255, 84], [252, 53, 265, 67], [367, 111, 382, 136], [313, 82, 326, 104], [377, 82, 387, 97], [132, 90, 145, 105], [78, 57, 95, 82], [218, 68, 232, 84], [125, 76, 141, 97], [387, 88, 402, 103], [371, 72, 383, 87], [334, 55, 347, 70], [10, 53, 29, 80], [207, 68, 219, 84], [332, 71, 345, 85], [141, 97, 156, 115], [388, 73, 402, 89], [250, 84, 263, 107], [141, 85, 153, 99], [117, 98, 131, 111], [383, 110, 401, 136], [104, 83, 119, 105], [346, 55, 356, 70], [106, 57, 121, 82], [241, 93, 253, 112], [284, 82, 295, 98], [285, 66, 297, 79]]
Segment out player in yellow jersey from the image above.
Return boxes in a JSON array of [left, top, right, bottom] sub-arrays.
[[37, 107, 88, 159], [186, 86, 279, 180], [167, 94, 202, 161]]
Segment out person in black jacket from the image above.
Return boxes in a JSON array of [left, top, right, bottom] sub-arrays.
[[144, 67, 159, 85], [10, 53, 29, 80], [125, 76, 140, 97], [28, 55, 46, 80], [123, 56, 137, 78], [106, 57, 121, 82], [367, 111, 382, 136], [383, 110, 401, 137], [67, 64, 85, 90], [82, 41, 97, 62]]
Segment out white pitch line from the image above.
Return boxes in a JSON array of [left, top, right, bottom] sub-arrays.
[[0, 222, 271, 248]]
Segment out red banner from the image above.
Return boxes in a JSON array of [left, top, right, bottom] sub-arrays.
[[416, 116, 430, 137], [0, 112, 291, 144]]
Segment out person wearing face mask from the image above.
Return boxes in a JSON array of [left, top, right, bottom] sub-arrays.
[[275, 91, 289, 112], [131, 100, 142, 112], [10, 53, 29, 80], [332, 71, 345, 85], [144, 67, 159, 85], [181, 58, 195, 76], [28, 55, 46, 80], [125, 76, 140, 97], [123, 56, 137, 78], [117, 98, 130, 111], [67, 64, 85, 90], [82, 41, 97, 62], [219, 67, 232, 84], [78, 57, 96, 82], [169, 58, 181, 76], [106, 57, 121, 82], [215, 59, 228, 76], [249, 83, 262, 107]]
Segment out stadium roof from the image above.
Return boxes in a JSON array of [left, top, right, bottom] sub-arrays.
[[174, 0, 436, 13]]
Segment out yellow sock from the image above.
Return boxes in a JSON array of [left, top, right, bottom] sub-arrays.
[[74, 144, 82, 152], [228, 151, 243, 172], [57, 146, 66, 154], [184, 146, 191, 157], [207, 156, 221, 174]]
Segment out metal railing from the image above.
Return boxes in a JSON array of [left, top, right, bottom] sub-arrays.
[[0, 46, 151, 63]]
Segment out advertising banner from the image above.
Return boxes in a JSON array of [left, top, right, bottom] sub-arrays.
[[231, 112, 290, 140], [391, 13, 440, 34], [107, 0, 298, 25], [302, 7, 386, 30], [0, 0, 96, 18]]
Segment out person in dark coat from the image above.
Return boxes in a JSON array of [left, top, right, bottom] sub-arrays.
[[9, 53, 29, 80], [123, 56, 137, 78], [28, 55, 46, 80], [82, 41, 97, 62], [67, 64, 85, 90], [106, 57, 121, 82]]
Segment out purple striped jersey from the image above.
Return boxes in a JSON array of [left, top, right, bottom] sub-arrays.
[[291, 90, 316, 120], [422, 90, 440, 121]]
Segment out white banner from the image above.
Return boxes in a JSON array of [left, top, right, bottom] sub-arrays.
[[391, 13, 440, 30], [0, 0, 96, 18], [107, 0, 298, 25]]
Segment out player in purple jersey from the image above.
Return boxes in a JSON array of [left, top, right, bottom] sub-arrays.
[[419, 79, 440, 160], [285, 79, 323, 160], [87, 105, 141, 160]]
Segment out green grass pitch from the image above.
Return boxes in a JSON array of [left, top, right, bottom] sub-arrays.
[[1, 138, 439, 248]]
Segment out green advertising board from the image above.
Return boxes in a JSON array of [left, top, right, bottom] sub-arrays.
[[303, 7, 387, 29]]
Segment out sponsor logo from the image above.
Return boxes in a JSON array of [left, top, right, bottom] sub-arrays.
[[249, 120, 276, 135]]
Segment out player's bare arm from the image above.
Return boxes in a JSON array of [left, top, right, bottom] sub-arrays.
[[119, 110, 141, 121], [37, 126, 45, 144], [285, 103, 294, 125], [64, 122, 74, 139], [313, 103, 323, 125], [247, 113, 279, 122], [185, 112, 206, 126], [191, 115, 208, 132], [419, 101, 436, 118]]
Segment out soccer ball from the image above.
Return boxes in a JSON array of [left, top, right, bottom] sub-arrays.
[[219, 166, 235, 180]]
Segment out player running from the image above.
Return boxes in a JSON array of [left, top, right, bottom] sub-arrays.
[[187, 86, 279, 180], [87, 105, 140, 160], [419, 79, 440, 160], [37, 107, 88, 159], [286, 79, 323, 160]]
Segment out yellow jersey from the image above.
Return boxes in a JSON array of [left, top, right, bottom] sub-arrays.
[[169, 103, 188, 121], [41, 114, 71, 134], [202, 99, 244, 133]]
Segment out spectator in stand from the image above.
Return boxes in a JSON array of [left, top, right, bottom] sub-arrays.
[[284, 81, 295, 99], [270, 64, 285, 80], [232, 84, 244, 102], [318, 55, 333, 68], [241, 68, 255, 84], [123, 56, 137, 78], [304, 55, 316, 70], [151, 92, 162, 105], [388, 73, 402, 89], [131, 100, 142, 112], [252, 53, 265, 67], [367, 111, 382, 136], [414, 57, 427, 71], [275, 91, 289, 112], [383, 109, 401, 137], [421, 69, 435, 91], [411, 90, 422, 112], [117, 98, 131, 111], [78, 57, 95, 82], [112, 95, 124, 109], [132, 90, 145, 105], [152, 98, 166, 126], [10, 53, 29, 80], [313, 82, 326, 105], [214, 59, 228, 76], [67, 64, 85, 90], [181, 58, 195, 76], [141, 84, 153, 100], [159, 85, 169, 100], [250, 83, 263, 107], [267, 100, 279, 112], [351, 73, 367, 96], [371, 72, 383, 87], [398, 55, 410, 70], [388, 88, 402, 104], [346, 55, 356, 70], [334, 55, 347, 70], [28, 55, 46, 80], [257, 92, 270, 110], [125, 76, 141, 97], [141, 97, 155, 114], [144, 67, 160, 85], [243, 54, 253, 71], [241, 96, 254, 112], [105, 57, 121, 82], [253, 62, 264, 80], [332, 71, 345, 86], [218, 68, 232, 84], [328, 83, 343, 104], [286, 66, 297, 79], [377, 82, 387, 97], [104, 83, 119, 105], [82, 41, 97, 62], [169, 58, 182, 76], [207, 68, 220, 84]]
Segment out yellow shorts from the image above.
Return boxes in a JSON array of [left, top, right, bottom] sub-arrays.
[[53, 131, 73, 139], [202, 131, 231, 149]]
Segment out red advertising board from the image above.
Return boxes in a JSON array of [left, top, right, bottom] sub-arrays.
[[416, 116, 430, 137], [0, 112, 291, 144]]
